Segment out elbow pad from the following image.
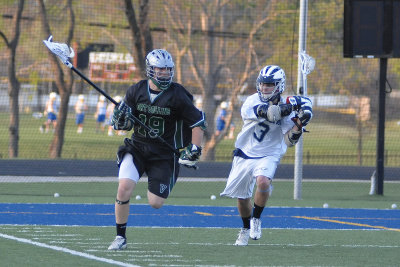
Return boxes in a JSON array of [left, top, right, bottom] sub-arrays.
[[284, 128, 303, 147], [256, 104, 281, 123]]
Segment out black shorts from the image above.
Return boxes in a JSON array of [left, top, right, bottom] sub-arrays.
[[117, 138, 180, 199]]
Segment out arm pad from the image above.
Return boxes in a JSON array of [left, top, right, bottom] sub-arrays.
[[284, 128, 303, 147]]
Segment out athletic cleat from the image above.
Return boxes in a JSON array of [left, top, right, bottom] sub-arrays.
[[108, 236, 127, 250], [250, 218, 262, 240], [234, 228, 250, 246]]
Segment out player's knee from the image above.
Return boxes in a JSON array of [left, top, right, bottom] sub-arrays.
[[256, 176, 272, 192], [148, 199, 164, 209], [147, 192, 165, 209], [117, 183, 134, 200]]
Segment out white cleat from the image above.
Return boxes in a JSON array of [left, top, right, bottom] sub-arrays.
[[250, 218, 262, 240], [108, 236, 127, 250], [234, 228, 250, 246]]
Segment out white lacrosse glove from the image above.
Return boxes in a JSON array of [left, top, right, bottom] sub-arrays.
[[179, 143, 202, 167]]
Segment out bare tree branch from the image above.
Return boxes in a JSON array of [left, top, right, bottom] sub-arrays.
[[0, 31, 10, 47]]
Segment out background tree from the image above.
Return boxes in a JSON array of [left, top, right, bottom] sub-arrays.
[[0, 0, 24, 158], [124, 0, 153, 77], [37, 0, 75, 158], [163, 0, 280, 160]]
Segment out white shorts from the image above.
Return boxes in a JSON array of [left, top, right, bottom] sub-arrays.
[[220, 156, 279, 199], [118, 153, 140, 183]]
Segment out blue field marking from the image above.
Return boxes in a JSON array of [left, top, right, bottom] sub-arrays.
[[0, 203, 399, 231]]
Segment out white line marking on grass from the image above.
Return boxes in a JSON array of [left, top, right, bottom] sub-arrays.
[[0, 233, 140, 267]]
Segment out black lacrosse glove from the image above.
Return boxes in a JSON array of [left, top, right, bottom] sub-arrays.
[[297, 108, 313, 126], [111, 101, 135, 131], [179, 143, 202, 167]]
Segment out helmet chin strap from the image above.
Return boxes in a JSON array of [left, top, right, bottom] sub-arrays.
[[149, 78, 167, 91]]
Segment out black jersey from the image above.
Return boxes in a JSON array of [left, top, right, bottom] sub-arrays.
[[124, 80, 205, 150]]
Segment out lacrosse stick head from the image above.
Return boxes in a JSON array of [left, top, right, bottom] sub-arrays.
[[43, 35, 75, 68], [300, 51, 315, 76]]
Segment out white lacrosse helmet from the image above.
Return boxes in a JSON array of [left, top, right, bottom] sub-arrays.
[[256, 65, 286, 102], [146, 49, 175, 90]]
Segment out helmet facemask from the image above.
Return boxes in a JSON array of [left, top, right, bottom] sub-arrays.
[[146, 66, 174, 90], [146, 49, 175, 90], [256, 65, 285, 103], [256, 82, 283, 103]]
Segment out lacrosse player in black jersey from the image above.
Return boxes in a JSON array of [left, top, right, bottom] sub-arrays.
[[108, 49, 207, 250]]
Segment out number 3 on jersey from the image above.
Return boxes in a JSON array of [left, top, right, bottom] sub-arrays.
[[253, 121, 270, 142], [137, 114, 165, 138]]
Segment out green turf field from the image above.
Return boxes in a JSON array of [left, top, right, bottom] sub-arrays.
[[1, 226, 399, 267], [0, 180, 398, 209], [1, 113, 399, 266], [1, 181, 399, 266]]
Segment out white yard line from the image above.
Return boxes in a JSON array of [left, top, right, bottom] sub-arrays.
[[0, 232, 140, 267]]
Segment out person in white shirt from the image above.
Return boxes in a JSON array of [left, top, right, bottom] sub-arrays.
[[95, 95, 108, 133], [75, 94, 88, 134], [220, 65, 313, 246], [42, 92, 58, 133]]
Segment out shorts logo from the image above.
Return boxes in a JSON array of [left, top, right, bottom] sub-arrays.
[[160, 184, 168, 194]]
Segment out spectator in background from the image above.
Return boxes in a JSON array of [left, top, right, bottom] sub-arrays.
[[75, 94, 88, 134], [106, 96, 122, 136], [95, 95, 107, 133], [227, 117, 236, 140], [41, 92, 58, 133], [215, 101, 228, 136], [195, 97, 203, 110]]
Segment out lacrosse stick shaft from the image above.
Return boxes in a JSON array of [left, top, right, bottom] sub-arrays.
[[71, 66, 118, 105]]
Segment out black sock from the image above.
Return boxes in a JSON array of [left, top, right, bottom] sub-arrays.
[[252, 204, 264, 219], [116, 223, 127, 238], [241, 216, 251, 229]]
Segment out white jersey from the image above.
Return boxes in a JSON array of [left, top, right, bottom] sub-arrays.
[[235, 93, 296, 159]]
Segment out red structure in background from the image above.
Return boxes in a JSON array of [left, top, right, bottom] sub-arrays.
[[89, 52, 138, 82]]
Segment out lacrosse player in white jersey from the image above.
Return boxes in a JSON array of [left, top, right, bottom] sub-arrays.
[[220, 65, 313, 246]]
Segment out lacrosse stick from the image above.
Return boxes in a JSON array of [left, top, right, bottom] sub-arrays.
[[43, 35, 198, 169], [292, 51, 315, 131], [299, 51, 315, 95]]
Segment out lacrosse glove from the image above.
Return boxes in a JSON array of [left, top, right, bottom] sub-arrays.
[[286, 96, 312, 112], [111, 101, 135, 131], [297, 108, 313, 126], [286, 96, 313, 126], [179, 143, 202, 167]]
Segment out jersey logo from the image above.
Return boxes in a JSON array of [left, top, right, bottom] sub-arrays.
[[160, 184, 168, 194]]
